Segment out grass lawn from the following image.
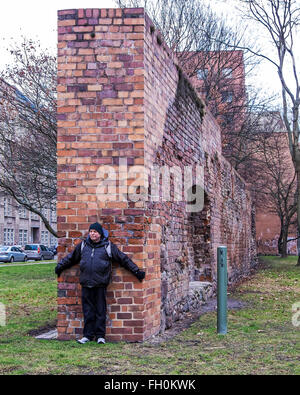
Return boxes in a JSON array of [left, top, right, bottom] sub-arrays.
[[0, 256, 299, 375]]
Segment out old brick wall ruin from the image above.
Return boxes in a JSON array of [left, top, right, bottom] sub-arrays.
[[56, 8, 257, 341]]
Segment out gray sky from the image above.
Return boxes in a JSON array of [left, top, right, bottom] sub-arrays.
[[0, 0, 116, 59], [0, 0, 291, 101]]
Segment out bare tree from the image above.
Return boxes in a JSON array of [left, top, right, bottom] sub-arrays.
[[0, 38, 57, 236], [255, 120, 297, 257], [224, 89, 278, 174], [235, 0, 300, 264], [115, 0, 255, 73], [116, 0, 261, 157]]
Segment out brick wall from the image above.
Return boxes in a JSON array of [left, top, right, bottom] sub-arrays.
[[57, 7, 154, 342], [57, 8, 256, 340], [255, 132, 297, 256], [256, 213, 297, 255], [143, 15, 256, 330]]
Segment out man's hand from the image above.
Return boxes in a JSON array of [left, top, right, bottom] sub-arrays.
[[135, 270, 145, 282], [55, 265, 63, 278]]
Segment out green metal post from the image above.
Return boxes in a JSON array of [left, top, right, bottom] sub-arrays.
[[217, 246, 227, 334]]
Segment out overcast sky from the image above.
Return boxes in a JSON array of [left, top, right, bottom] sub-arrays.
[[0, 0, 116, 58], [0, 0, 289, 101]]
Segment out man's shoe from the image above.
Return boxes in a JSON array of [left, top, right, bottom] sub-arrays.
[[97, 337, 106, 344], [77, 336, 91, 344]]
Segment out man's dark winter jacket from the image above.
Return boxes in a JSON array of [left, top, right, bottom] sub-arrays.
[[56, 227, 143, 288]]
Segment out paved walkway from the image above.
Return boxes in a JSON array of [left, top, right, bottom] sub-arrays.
[[36, 329, 58, 340], [0, 261, 56, 268]]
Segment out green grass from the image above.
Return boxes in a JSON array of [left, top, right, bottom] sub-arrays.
[[0, 256, 299, 375], [0, 259, 56, 266]]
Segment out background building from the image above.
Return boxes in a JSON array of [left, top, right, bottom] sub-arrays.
[[184, 51, 297, 256], [187, 50, 246, 148], [0, 192, 57, 247]]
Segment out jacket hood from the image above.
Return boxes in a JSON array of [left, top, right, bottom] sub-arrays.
[[102, 227, 109, 242]]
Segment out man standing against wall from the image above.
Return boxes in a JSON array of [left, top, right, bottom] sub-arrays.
[[55, 222, 145, 344]]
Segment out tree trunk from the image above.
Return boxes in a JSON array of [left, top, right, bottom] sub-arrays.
[[296, 167, 300, 266], [278, 227, 284, 256], [279, 225, 288, 258], [297, 227, 300, 266], [280, 238, 288, 258]]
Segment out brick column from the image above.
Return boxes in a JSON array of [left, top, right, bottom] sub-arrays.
[[57, 8, 160, 341]]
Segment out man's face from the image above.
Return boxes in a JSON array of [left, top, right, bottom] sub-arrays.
[[89, 229, 101, 243]]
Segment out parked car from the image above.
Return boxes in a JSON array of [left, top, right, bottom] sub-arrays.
[[15, 245, 25, 252], [49, 245, 57, 255], [24, 244, 54, 261], [0, 246, 28, 263], [46, 246, 56, 257]]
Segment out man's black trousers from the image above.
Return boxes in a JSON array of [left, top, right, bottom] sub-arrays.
[[81, 286, 107, 340]]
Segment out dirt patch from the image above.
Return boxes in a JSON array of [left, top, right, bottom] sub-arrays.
[[0, 366, 21, 374], [146, 298, 247, 344], [27, 321, 57, 337]]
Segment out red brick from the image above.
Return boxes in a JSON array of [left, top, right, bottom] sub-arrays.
[[117, 298, 133, 304], [124, 320, 143, 327], [117, 313, 132, 319]]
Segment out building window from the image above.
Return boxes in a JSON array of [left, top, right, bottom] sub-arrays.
[[221, 113, 234, 126], [222, 68, 233, 78], [196, 68, 208, 80], [31, 211, 39, 221], [4, 228, 14, 245], [41, 231, 49, 246], [42, 207, 48, 220], [50, 235, 57, 247], [18, 205, 27, 219], [221, 91, 233, 103], [19, 229, 28, 246], [50, 209, 56, 223], [4, 196, 13, 217]]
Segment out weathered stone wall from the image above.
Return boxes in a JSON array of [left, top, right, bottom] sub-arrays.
[[143, 15, 256, 330], [57, 8, 256, 340]]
